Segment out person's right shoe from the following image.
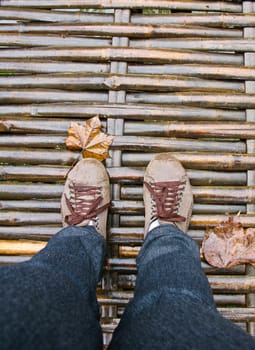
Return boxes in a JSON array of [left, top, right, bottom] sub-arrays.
[[143, 153, 193, 236]]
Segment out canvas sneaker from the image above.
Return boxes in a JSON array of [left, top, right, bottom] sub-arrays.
[[143, 153, 193, 236], [61, 158, 110, 237]]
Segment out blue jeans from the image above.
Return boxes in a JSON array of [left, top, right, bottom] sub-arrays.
[[0, 225, 254, 349]]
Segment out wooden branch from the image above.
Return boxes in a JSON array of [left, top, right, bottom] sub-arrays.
[[132, 14, 255, 28], [129, 64, 255, 81], [0, 8, 113, 23], [2, 119, 255, 139], [0, 34, 110, 47], [0, 47, 243, 65], [0, 73, 243, 92], [0, 23, 242, 38], [121, 186, 255, 204], [127, 92, 255, 109], [1, 90, 253, 108], [0, 240, 46, 255], [0, 135, 246, 153], [125, 121, 255, 139], [122, 152, 255, 171], [0, 1, 241, 12], [0, 103, 244, 121], [119, 214, 255, 229], [0, 60, 110, 74], [0, 199, 245, 215], [0, 89, 108, 104], [0, 166, 246, 185], [130, 38, 255, 52]]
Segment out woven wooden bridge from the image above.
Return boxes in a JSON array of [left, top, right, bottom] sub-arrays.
[[1, 0, 255, 346]]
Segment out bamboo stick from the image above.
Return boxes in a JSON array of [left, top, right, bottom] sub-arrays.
[[0, 200, 60, 212], [0, 118, 92, 134], [1, 90, 253, 109], [0, 240, 46, 255], [218, 308, 255, 322], [0, 256, 31, 265], [0, 150, 77, 165], [2, 212, 255, 228], [0, 8, 113, 23], [0, 60, 110, 74], [125, 121, 255, 139], [0, 135, 246, 153], [0, 89, 108, 104], [1, 119, 255, 139], [119, 214, 255, 229], [121, 186, 255, 204], [0, 34, 110, 47], [0, 23, 242, 38], [122, 152, 255, 170], [0, 226, 59, 240], [0, 1, 241, 12], [0, 199, 245, 215], [129, 64, 255, 81], [0, 212, 61, 226], [130, 38, 255, 52], [0, 73, 243, 92], [132, 14, 255, 28], [0, 48, 243, 65], [0, 166, 246, 185], [1, 11, 253, 28], [1, 149, 252, 168], [0, 103, 245, 121], [0, 184, 63, 199], [127, 92, 255, 109]]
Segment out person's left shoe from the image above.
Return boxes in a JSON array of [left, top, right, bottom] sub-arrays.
[[61, 158, 110, 237]]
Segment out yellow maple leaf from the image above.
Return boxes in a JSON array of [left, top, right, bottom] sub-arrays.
[[65, 116, 113, 161]]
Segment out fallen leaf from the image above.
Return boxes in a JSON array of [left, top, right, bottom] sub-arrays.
[[202, 216, 255, 268], [65, 116, 113, 161]]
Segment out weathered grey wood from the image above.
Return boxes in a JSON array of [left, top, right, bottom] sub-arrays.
[[0, 34, 110, 47], [130, 38, 255, 52], [0, 23, 242, 38], [0, 48, 243, 65], [0, 199, 245, 215], [0, 61, 110, 74], [2, 119, 255, 139], [119, 214, 255, 229], [0, 73, 243, 92], [127, 92, 255, 109], [129, 64, 255, 81], [125, 121, 255, 139], [121, 186, 255, 204], [0, 1, 241, 12], [0, 135, 246, 153], [0, 90, 108, 104], [0, 166, 246, 185], [122, 152, 255, 170], [0, 8, 113, 23], [0, 103, 245, 121], [132, 14, 255, 28]]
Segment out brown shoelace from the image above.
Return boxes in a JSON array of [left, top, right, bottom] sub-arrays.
[[64, 183, 110, 225], [144, 180, 186, 223]]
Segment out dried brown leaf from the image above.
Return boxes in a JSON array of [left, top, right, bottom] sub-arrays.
[[202, 216, 255, 268], [65, 116, 113, 161]]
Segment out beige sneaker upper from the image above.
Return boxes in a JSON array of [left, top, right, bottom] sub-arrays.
[[143, 153, 193, 236], [61, 158, 110, 237]]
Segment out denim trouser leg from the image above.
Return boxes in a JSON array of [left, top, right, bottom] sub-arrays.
[[109, 224, 255, 350], [0, 226, 105, 350]]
